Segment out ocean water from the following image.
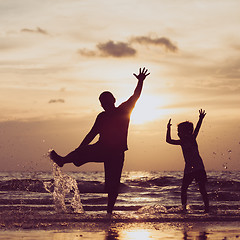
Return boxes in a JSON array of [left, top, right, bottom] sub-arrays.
[[0, 164, 240, 229]]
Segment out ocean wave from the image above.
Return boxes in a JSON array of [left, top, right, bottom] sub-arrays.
[[1, 175, 239, 195], [209, 191, 240, 201], [208, 179, 240, 190], [1, 170, 240, 221], [0, 179, 47, 193], [125, 176, 178, 187]]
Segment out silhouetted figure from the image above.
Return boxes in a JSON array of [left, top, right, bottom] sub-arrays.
[[166, 109, 209, 213], [50, 67, 150, 214]]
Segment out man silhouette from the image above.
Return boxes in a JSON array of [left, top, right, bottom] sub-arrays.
[[50, 67, 150, 214]]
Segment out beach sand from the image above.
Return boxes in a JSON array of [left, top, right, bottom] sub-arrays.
[[0, 221, 240, 240]]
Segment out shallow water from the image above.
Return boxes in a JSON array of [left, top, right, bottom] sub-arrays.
[[0, 166, 240, 229]]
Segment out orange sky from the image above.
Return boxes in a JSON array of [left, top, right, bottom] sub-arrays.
[[0, 0, 240, 171]]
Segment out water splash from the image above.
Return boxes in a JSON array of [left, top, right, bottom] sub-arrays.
[[44, 161, 84, 214], [137, 204, 167, 214], [168, 205, 193, 213]]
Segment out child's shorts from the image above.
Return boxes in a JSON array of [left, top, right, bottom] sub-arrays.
[[182, 169, 207, 186]]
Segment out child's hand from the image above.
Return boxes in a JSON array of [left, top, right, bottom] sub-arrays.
[[167, 119, 172, 128], [199, 109, 206, 119]]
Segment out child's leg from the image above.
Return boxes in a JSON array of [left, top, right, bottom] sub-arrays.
[[181, 173, 194, 210], [196, 170, 209, 212], [198, 181, 209, 212]]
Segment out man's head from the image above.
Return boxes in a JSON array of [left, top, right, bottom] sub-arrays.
[[177, 121, 194, 139], [99, 91, 116, 111]]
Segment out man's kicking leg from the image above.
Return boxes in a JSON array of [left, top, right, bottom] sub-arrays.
[[50, 149, 83, 167], [50, 143, 104, 167]]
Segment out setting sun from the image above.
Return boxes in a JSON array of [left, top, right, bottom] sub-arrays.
[[131, 94, 171, 124]]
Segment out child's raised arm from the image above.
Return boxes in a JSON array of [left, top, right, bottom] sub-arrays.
[[193, 109, 206, 138], [166, 119, 181, 145]]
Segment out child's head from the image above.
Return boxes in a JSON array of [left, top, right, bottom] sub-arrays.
[[177, 121, 194, 139]]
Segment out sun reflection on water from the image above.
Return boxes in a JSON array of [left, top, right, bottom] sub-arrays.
[[121, 229, 151, 240]]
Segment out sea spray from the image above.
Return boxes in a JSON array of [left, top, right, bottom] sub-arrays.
[[137, 204, 167, 214], [44, 162, 84, 213]]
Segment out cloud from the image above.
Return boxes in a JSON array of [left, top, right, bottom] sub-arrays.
[[78, 49, 97, 57], [78, 35, 177, 58], [78, 41, 136, 58], [131, 36, 178, 52], [97, 41, 136, 57], [48, 99, 65, 104], [21, 27, 48, 35]]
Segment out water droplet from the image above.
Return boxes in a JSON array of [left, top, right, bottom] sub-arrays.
[[222, 163, 228, 169]]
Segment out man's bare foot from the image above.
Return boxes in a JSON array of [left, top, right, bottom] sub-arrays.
[[49, 150, 64, 167]]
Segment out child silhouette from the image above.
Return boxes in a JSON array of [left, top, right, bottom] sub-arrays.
[[166, 109, 209, 213]]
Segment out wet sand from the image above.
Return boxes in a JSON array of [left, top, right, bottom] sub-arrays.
[[0, 209, 240, 239], [0, 221, 240, 240]]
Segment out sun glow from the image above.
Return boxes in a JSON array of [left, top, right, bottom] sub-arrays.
[[131, 94, 171, 124], [122, 229, 151, 240]]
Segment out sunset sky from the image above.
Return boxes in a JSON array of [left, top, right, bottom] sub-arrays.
[[0, 0, 240, 172]]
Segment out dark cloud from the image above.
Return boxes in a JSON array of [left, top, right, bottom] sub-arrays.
[[131, 36, 178, 52], [78, 41, 136, 58], [48, 99, 65, 104], [97, 41, 136, 57], [78, 35, 177, 58], [21, 27, 48, 35]]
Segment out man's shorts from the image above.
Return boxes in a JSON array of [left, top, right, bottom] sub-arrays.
[[72, 142, 125, 193]]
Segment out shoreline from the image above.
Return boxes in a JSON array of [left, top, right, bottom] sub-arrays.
[[1, 210, 240, 230]]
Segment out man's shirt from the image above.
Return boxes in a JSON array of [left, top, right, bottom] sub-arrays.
[[93, 96, 137, 151]]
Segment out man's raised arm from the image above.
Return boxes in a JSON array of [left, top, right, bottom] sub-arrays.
[[132, 67, 150, 100]]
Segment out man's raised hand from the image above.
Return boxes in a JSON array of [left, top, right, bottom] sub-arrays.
[[133, 67, 150, 81]]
